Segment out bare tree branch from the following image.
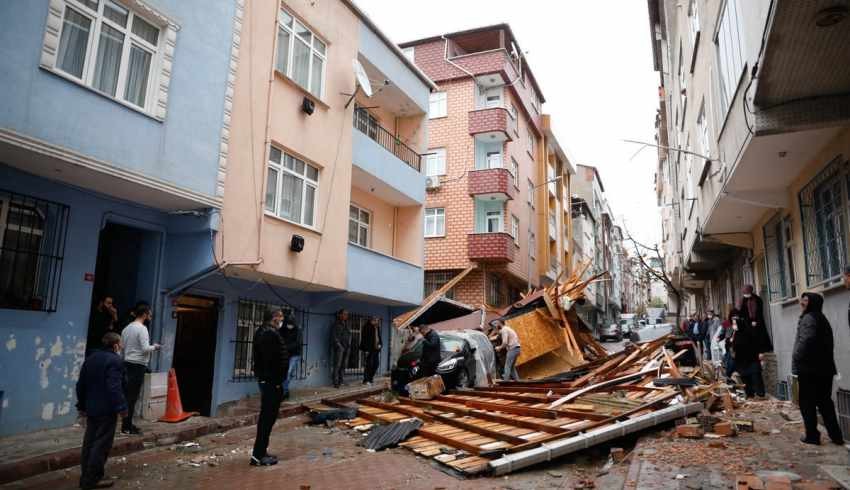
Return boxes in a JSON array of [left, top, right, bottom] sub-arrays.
[[622, 224, 685, 326]]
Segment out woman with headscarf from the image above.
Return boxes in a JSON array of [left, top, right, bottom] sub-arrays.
[[793, 292, 844, 445]]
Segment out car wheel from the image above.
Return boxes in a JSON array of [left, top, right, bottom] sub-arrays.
[[456, 369, 471, 389]]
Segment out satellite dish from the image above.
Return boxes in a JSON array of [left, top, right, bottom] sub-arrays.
[[353, 58, 373, 97]]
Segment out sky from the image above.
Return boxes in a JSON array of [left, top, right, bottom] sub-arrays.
[[356, 0, 663, 246]]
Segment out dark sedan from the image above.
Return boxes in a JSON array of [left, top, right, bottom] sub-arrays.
[[391, 332, 477, 394]]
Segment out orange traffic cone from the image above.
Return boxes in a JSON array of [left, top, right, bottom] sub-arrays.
[[158, 368, 198, 423]]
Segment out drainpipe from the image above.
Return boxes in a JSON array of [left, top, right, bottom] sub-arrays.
[[443, 36, 478, 84]]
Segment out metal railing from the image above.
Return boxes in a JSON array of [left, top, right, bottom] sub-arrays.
[[354, 108, 422, 172]]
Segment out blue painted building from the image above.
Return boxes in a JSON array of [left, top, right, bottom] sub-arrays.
[[0, 0, 239, 436]]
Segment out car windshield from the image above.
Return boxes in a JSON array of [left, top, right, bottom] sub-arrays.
[[440, 336, 465, 354]]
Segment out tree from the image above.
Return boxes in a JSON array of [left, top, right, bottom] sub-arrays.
[[622, 225, 685, 327]]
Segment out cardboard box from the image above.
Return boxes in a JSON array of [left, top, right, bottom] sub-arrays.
[[406, 375, 445, 400]]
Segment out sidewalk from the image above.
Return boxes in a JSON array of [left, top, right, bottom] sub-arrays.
[[623, 398, 850, 489], [0, 380, 386, 485]]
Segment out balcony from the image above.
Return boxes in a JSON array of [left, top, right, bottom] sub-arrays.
[[468, 107, 513, 142], [351, 110, 426, 206], [468, 232, 516, 263], [468, 168, 516, 200], [346, 244, 424, 306]]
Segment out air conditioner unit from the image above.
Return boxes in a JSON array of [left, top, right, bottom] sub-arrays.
[[426, 175, 441, 190]]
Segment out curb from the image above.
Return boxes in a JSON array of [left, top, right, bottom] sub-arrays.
[[0, 384, 385, 484]]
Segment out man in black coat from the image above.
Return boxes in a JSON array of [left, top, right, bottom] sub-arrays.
[[417, 324, 441, 378], [76, 332, 127, 490], [250, 309, 287, 466], [734, 285, 773, 399], [279, 309, 302, 400], [793, 292, 844, 445], [359, 316, 382, 385], [330, 310, 352, 388]]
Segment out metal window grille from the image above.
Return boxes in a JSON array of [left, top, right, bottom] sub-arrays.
[[763, 213, 787, 301], [0, 189, 69, 312], [345, 313, 379, 376], [799, 156, 848, 286], [424, 270, 457, 299], [231, 299, 308, 382], [486, 273, 508, 307], [837, 388, 850, 440]]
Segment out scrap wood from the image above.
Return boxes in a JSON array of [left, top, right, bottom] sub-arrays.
[[394, 265, 475, 329]]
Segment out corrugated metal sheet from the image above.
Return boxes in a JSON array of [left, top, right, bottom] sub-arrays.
[[359, 419, 424, 451]]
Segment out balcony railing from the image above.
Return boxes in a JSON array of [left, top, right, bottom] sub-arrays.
[[354, 108, 421, 172]]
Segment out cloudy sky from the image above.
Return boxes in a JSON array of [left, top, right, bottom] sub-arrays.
[[357, 0, 663, 245]]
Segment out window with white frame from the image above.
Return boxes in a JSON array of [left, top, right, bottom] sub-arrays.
[[53, 0, 161, 109], [697, 100, 710, 162], [527, 128, 535, 156], [424, 208, 445, 237], [511, 214, 520, 244], [402, 46, 415, 62], [688, 0, 700, 46], [486, 151, 502, 169], [483, 87, 502, 109], [529, 231, 536, 259], [714, 0, 745, 119], [678, 41, 687, 116], [511, 158, 519, 187], [424, 148, 446, 176], [763, 213, 796, 301], [798, 157, 849, 285], [265, 146, 319, 227], [348, 204, 370, 247], [276, 9, 326, 98], [429, 92, 447, 118], [527, 180, 534, 207], [509, 103, 518, 133], [486, 210, 502, 233], [531, 89, 540, 114]]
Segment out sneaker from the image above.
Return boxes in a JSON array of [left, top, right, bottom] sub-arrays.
[[249, 455, 278, 466], [120, 427, 142, 436]]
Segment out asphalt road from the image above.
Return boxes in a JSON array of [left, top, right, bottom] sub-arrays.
[[600, 324, 674, 354]]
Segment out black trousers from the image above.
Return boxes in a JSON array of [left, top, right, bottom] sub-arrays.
[[798, 373, 844, 443], [363, 350, 380, 383], [737, 360, 765, 397], [331, 346, 349, 386], [80, 414, 117, 488], [122, 362, 146, 429], [419, 362, 438, 379], [252, 381, 283, 459]]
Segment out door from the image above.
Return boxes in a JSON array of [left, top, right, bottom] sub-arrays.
[[172, 295, 218, 416]]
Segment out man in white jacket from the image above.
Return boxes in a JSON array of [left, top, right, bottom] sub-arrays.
[[120, 302, 160, 435]]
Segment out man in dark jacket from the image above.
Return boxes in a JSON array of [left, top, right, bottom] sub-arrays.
[[330, 310, 352, 388], [279, 309, 302, 400], [250, 309, 287, 466], [359, 316, 382, 385], [417, 323, 441, 378], [76, 332, 127, 490], [739, 285, 773, 353], [793, 292, 844, 445]]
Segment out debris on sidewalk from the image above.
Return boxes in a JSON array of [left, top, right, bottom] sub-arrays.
[[359, 419, 423, 451]]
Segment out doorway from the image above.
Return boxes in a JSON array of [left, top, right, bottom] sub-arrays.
[[87, 222, 162, 354], [172, 295, 218, 416]]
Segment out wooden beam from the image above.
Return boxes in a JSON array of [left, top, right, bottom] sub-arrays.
[[400, 397, 567, 434], [452, 389, 557, 404], [437, 395, 609, 421]]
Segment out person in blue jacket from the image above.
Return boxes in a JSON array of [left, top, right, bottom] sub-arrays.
[[76, 332, 128, 490]]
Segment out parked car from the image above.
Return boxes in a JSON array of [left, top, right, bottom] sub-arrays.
[[391, 330, 496, 394], [599, 323, 623, 342]]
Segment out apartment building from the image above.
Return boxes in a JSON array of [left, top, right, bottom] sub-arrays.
[[0, 0, 239, 435], [572, 165, 607, 327], [648, 0, 850, 408], [216, 0, 433, 407], [400, 24, 574, 308]]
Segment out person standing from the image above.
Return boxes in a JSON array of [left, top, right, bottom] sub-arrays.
[[490, 319, 522, 381], [417, 323, 441, 379], [330, 310, 352, 388], [251, 309, 287, 466], [87, 296, 118, 356], [359, 316, 382, 385], [688, 313, 706, 358], [793, 293, 844, 445], [279, 309, 302, 400], [76, 332, 127, 490], [705, 310, 721, 362], [119, 302, 160, 435], [739, 285, 773, 354]]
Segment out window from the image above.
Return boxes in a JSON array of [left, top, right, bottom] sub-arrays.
[[511, 158, 519, 187], [429, 92, 447, 118], [424, 148, 446, 176], [483, 87, 502, 109], [511, 215, 520, 244], [688, 0, 700, 45], [486, 273, 508, 307], [344, 313, 375, 375], [764, 214, 796, 301], [402, 46, 414, 62], [529, 231, 536, 259], [486, 151, 502, 169], [424, 208, 445, 237], [509, 103, 518, 133], [276, 9, 326, 98], [424, 270, 456, 299], [678, 41, 687, 115], [714, 0, 745, 117], [527, 128, 535, 156], [348, 204, 370, 247], [527, 180, 534, 207], [233, 300, 300, 381], [265, 146, 319, 227], [486, 211, 502, 233], [531, 89, 540, 114], [53, 0, 161, 109], [799, 157, 849, 285], [0, 190, 69, 312], [697, 101, 710, 160]]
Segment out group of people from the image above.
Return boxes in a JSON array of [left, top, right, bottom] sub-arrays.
[[680, 282, 845, 447], [330, 310, 384, 388]]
